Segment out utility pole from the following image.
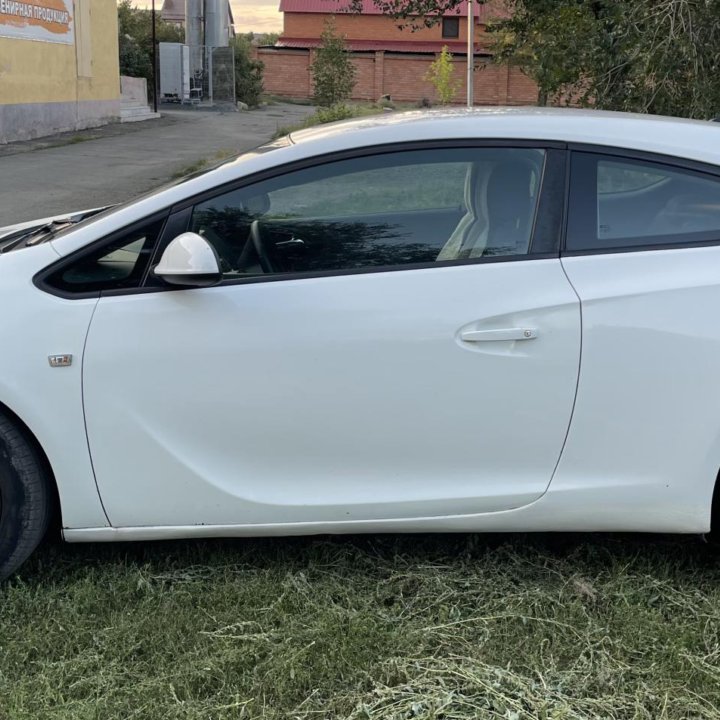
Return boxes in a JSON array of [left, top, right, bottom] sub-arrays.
[[152, 0, 158, 112], [466, 0, 473, 108]]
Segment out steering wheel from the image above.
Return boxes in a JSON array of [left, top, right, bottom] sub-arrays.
[[237, 219, 274, 274]]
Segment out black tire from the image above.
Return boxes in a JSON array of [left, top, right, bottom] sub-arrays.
[[0, 412, 52, 581]]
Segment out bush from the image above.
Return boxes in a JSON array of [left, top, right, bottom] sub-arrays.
[[231, 35, 264, 108], [311, 18, 357, 107], [314, 104, 356, 123], [425, 46, 460, 105]]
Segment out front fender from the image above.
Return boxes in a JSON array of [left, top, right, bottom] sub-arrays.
[[0, 244, 108, 529]]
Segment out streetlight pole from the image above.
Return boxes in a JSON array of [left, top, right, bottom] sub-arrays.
[[466, 0, 473, 108], [152, 0, 158, 112]]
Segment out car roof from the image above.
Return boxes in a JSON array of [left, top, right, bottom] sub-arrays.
[[289, 107, 718, 165]]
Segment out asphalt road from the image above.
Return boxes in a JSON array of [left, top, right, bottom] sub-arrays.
[[0, 104, 316, 226]]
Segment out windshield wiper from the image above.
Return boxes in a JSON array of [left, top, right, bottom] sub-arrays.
[[23, 219, 74, 245], [0, 220, 70, 253], [0, 206, 113, 254]]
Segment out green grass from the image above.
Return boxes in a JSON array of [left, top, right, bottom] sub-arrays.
[[2, 533, 720, 719], [273, 102, 404, 139], [262, 94, 316, 107], [170, 149, 238, 180]]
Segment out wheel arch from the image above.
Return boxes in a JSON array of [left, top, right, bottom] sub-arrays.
[[712, 467, 720, 533], [0, 399, 62, 532]]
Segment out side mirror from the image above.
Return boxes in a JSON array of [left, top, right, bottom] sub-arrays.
[[154, 232, 222, 287]]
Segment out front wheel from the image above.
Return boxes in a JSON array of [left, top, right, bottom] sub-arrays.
[[0, 413, 52, 581]]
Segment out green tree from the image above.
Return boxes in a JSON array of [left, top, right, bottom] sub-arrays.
[[258, 32, 280, 46], [230, 35, 265, 107], [490, 0, 720, 118], [311, 18, 357, 107], [347, 0, 720, 119], [425, 45, 460, 104], [117, 0, 184, 98]]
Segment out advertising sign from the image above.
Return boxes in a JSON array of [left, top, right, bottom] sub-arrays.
[[0, 0, 74, 45]]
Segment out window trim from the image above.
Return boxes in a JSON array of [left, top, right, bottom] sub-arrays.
[[563, 144, 720, 256], [33, 211, 171, 299]]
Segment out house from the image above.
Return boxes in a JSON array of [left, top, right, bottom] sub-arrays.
[[161, 0, 186, 26], [0, 0, 121, 143], [258, 0, 538, 104]]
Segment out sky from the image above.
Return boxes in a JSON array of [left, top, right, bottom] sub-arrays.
[[131, 0, 283, 33]]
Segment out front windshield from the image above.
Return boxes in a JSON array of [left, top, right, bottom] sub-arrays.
[[48, 135, 293, 242]]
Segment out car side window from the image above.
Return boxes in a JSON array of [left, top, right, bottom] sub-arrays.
[[43, 217, 165, 294], [188, 147, 546, 280], [567, 152, 720, 251]]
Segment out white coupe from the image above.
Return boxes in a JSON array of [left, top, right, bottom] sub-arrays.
[[2, 107, 720, 579]]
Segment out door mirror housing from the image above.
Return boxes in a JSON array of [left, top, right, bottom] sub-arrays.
[[154, 232, 222, 287]]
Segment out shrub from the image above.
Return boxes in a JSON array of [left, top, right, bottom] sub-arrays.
[[231, 35, 265, 107], [315, 104, 356, 123], [425, 46, 461, 105], [311, 18, 357, 107]]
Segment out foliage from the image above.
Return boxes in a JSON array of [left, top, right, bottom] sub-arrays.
[[3, 534, 720, 718], [119, 32, 151, 80], [274, 103, 383, 138], [426, 45, 461, 104], [231, 34, 265, 107], [490, 0, 720, 118], [311, 18, 357, 107], [314, 103, 357, 123], [117, 0, 184, 96], [258, 32, 281, 46], [348, 0, 482, 28]]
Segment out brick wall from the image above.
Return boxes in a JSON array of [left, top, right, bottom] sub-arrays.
[[257, 47, 539, 106], [257, 49, 313, 98], [283, 13, 493, 44], [354, 55, 376, 100]]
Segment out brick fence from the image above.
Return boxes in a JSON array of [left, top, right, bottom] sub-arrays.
[[256, 47, 539, 105]]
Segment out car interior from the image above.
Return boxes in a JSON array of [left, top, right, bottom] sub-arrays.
[[597, 166, 720, 244], [190, 149, 546, 278]]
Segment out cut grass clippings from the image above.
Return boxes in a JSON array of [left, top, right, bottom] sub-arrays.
[[1, 532, 720, 719]]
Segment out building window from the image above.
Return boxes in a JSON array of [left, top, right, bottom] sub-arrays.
[[442, 17, 460, 39]]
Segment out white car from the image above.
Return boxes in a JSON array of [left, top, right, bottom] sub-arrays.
[[2, 107, 720, 579]]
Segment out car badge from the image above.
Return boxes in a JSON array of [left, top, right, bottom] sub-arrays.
[[48, 354, 73, 368]]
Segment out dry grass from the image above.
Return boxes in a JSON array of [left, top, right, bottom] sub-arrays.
[[1, 532, 719, 719]]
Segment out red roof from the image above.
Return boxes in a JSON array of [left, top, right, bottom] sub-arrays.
[[278, 0, 509, 19], [277, 37, 492, 53]]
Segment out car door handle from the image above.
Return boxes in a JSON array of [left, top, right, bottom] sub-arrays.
[[275, 237, 305, 248], [460, 328, 538, 342]]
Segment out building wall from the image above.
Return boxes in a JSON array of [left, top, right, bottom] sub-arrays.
[[257, 48, 539, 106], [283, 12, 491, 44], [0, 0, 121, 143]]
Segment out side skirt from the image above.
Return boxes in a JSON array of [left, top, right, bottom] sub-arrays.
[[63, 484, 709, 542]]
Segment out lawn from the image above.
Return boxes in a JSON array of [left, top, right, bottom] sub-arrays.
[[1, 533, 719, 719]]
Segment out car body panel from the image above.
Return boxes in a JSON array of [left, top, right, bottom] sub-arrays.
[[82, 259, 581, 527], [0, 244, 108, 528], [555, 246, 720, 532]]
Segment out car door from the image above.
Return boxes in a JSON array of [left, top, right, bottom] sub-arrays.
[[556, 149, 720, 530], [81, 144, 581, 529]]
